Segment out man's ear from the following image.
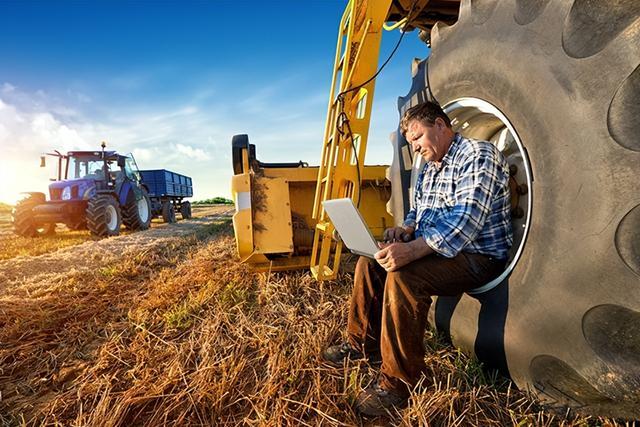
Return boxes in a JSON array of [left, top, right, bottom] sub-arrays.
[[434, 117, 445, 129]]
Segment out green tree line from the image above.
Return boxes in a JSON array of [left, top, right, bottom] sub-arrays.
[[192, 197, 234, 205]]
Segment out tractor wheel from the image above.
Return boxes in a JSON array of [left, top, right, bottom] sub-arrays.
[[122, 188, 152, 231], [422, 0, 640, 418], [65, 220, 87, 231], [161, 201, 176, 223], [39, 223, 56, 235], [180, 201, 192, 219], [86, 194, 121, 237], [12, 193, 53, 237]]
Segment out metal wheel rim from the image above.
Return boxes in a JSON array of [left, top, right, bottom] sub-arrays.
[[443, 97, 533, 294], [138, 197, 149, 223], [106, 204, 118, 231]]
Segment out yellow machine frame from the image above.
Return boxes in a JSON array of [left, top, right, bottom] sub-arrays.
[[230, 0, 439, 278]]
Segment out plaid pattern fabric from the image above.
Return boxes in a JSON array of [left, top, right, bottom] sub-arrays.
[[403, 133, 513, 260]]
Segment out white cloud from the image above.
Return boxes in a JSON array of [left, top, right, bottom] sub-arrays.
[[0, 75, 397, 205], [2, 83, 15, 94], [0, 85, 232, 204], [131, 147, 155, 164], [175, 143, 210, 161], [30, 113, 89, 151], [0, 95, 96, 203], [0, 123, 7, 142]]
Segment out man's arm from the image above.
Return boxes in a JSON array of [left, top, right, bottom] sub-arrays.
[[403, 208, 417, 231], [382, 225, 415, 242]]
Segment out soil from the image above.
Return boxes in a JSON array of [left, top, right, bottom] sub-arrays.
[[0, 205, 234, 290]]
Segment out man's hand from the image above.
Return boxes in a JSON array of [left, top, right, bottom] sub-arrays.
[[382, 226, 415, 243], [374, 237, 433, 272]]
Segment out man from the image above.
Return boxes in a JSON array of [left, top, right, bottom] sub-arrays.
[[322, 101, 513, 416]]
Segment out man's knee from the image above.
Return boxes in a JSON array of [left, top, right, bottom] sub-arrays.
[[386, 268, 414, 287], [355, 256, 375, 276], [356, 256, 374, 268], [385, 266, 430, 299], [384, 269, 412, 296]]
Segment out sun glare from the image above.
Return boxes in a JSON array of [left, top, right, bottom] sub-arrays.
[[0, 159, 53, 205]]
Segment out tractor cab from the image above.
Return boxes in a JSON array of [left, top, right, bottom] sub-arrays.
[[44, 150, 140, 202]]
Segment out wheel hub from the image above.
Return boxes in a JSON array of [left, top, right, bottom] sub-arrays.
[[106, 205, 118, 231], [138, 197, 149, 223]]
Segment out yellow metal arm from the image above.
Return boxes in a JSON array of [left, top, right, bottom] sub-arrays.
[[310, 0, 394, 281]]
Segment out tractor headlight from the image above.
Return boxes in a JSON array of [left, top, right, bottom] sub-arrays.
[[61, 186, 72, 200]]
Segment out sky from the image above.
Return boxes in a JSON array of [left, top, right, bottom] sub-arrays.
[[0, 1, 430, 204]]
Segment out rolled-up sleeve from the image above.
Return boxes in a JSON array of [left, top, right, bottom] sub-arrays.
[[403, 208, 417, 229], [421, 149, 500, 257]]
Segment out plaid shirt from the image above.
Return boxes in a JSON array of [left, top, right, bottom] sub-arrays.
[[403, 133, 513, 260]]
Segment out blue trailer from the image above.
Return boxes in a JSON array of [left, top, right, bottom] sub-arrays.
[[139, 169, 193, 223]]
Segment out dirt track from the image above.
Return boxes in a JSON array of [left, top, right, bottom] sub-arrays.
[[0, 206, 234, 289]]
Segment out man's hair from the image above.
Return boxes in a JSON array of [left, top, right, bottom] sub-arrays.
[[400, 101, 452, 136]]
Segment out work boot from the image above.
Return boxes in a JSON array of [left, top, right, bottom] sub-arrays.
[[323, 342, 380, 367], [354, 382, 408, 416]]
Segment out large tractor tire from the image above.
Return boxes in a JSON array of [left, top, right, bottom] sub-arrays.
[[12, 193, 55, 237], [161, 201, 176, 223], [401, 0, 640, 419], [122, 188, 152, 231], [86, 194, 122, 237], [180, 201, 192, 219]]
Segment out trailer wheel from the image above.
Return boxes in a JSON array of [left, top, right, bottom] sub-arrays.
[[426, 0, 640, 417], [12, 193, 54, 237], [161, 201, 176, 223], [86, 194, 121, 237], [122, 188, 152, 231], [180, 201, 192, 219]]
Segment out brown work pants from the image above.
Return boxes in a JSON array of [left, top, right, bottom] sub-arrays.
[[347, 252, 505, 396]]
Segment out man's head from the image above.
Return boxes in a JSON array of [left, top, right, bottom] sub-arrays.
[[401, 102, 455, 163]]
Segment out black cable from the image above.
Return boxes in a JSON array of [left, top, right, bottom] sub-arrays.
[[336, 110, 362, 207], [336, 0, 420, 102], [334, 0, 420, 208]]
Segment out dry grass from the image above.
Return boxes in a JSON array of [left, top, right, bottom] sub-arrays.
[[0, 217, 632, 426], [0, 202, 90, 259], [0, 229, 93, 261], [0, 205, 226, 261], [0, 203, 13, 235]]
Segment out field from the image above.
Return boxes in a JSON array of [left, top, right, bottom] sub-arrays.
[[0, 204, 629, 426]]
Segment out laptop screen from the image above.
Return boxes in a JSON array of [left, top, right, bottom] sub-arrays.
[[322, 198, 379, 258]]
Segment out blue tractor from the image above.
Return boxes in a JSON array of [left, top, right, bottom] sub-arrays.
[[12, 142, 152, 238]]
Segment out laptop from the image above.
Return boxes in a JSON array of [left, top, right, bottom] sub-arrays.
[[322, 198, 379, 258]]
